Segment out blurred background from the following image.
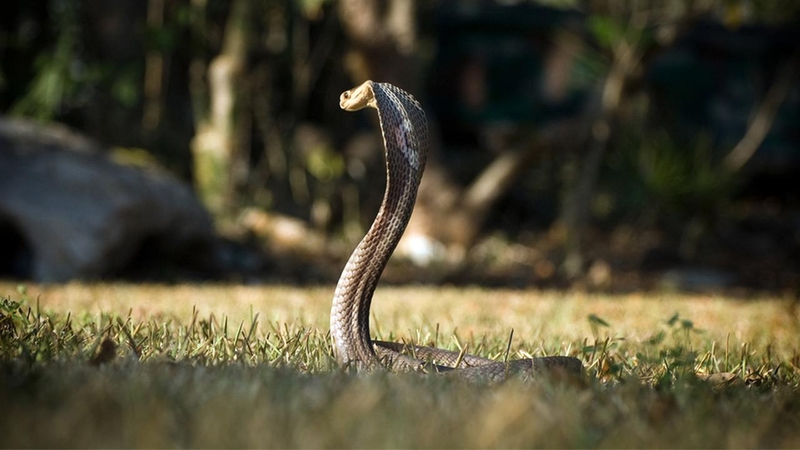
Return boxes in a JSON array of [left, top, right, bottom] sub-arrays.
[[0, 0, 798, 293]]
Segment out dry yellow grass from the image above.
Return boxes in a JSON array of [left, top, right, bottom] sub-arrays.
[[5, 281, 798, 358], [2, 282, 800, 448]]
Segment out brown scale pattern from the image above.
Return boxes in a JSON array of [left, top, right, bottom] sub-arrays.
[[330, 81, 582, 382]]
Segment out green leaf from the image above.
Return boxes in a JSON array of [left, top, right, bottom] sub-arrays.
[[588, 313, 610, 327], [588, 15, 625, 49], [667, 313, 680, 326]]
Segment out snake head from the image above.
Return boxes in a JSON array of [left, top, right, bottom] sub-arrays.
[[340, 80, 377, 111]]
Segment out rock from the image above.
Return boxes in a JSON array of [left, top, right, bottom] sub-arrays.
[[0, 118, 215, 282]]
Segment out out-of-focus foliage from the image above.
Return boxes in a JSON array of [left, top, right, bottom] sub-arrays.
[[606, 130, 737, 219], [1, 0, 798, 287], [10, 0, 81, 121], [632, 132, 735, 213]]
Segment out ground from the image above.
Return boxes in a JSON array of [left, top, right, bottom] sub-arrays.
[[1, 282, 799, 447]]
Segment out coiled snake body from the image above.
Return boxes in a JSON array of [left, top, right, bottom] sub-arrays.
[[331, 81, 582, 381]]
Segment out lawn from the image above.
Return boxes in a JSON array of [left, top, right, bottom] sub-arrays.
[[1, 282, 799, 448]]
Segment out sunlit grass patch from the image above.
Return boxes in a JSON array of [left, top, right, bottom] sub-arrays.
[[1, 283, 800, 448]]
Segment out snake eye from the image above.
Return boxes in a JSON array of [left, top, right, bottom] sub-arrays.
[[343, 91, 350, 99]]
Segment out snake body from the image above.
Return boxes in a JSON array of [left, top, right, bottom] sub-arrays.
[[331, 81, 582, 381]]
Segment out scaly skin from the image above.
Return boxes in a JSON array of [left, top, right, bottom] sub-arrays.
[[330, 80, 582, 381]]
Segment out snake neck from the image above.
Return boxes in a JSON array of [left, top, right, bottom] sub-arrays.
[[331, 82, 428, 367], [330, 170, 419, 366]]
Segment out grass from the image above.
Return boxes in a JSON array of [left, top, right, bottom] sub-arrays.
[[1, 282, 800, 448]]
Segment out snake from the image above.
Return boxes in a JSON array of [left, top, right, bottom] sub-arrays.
[[330, 81, 583, 382]]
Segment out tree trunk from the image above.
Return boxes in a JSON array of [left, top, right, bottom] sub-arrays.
[[723, 55, 799, 173], [190, 0, 251, 215], [560, 37, 643, 278]]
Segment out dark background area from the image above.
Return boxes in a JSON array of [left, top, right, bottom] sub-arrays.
[[1, 0, 799, 293]]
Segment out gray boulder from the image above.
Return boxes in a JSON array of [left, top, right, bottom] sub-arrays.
[[0, 118, 214, 282]]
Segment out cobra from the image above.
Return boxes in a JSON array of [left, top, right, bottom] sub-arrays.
[[330, 80, 582, 381]]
